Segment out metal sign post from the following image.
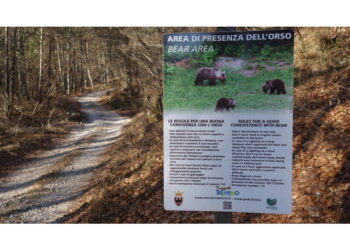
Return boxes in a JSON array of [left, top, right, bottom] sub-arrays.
[[214, 212, 232, 223]]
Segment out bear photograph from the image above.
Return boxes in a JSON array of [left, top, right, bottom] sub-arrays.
[[195, 67, 226, 85], [215, 97, 236, 112], [163, 31, 293, 112], [262, 79, 287, 95]]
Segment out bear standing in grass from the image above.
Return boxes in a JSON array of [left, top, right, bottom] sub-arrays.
[[262, 79, 287, 94], [195, 67, 226, 85], [215, 98, 236, 112]]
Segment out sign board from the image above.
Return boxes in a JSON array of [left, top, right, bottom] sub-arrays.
[[163, 30, 294, 214]]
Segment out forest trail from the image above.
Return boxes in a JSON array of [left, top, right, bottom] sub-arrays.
[[0, 89, 129, 223]]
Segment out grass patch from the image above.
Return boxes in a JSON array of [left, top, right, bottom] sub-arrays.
[[164, 66, 294, 111]]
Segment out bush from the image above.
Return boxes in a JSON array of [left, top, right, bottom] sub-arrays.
[[164, 63, 177, 76], [164, 50, 190, 63], [190, 50, 219, 67]]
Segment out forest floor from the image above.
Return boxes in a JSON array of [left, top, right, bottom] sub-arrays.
[[0, 89, 129, 223]]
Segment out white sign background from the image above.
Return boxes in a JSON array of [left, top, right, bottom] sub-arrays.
[[164, 111, 292, 214]]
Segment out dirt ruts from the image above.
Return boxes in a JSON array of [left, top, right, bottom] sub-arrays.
[[0, 89, 129, 223]]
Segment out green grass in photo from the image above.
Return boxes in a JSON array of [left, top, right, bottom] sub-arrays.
[[163, 66, 293, 111]]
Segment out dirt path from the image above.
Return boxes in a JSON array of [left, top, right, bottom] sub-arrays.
[[0, 89, 129, 223]]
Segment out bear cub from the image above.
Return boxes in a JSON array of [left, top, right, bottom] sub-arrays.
[[262, 79, 286, 94], [215, 98, 236, 112]]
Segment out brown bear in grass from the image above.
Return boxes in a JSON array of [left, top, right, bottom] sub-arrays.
[[215, 98, 236, 112], [195, 67, 226, 86], [262, 79, 286, 94]]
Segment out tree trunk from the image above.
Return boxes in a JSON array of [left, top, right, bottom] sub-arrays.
[[16, 28, 22, 98], [3, 27, 10, 117], [10, 27, 18, 100], [72, 39, 77, 93], [98, 41, 103, 84], [66, 39, 70, 95], [55, 36, 64, 94], [105, 42, 109, 85], [17, 28, 27, 98], [80, 38, 85, 90], [4, 27, 9, 97], [6, 27, 18, 118], [38, 27, 43, 103], [85, 40, 94, 88], [48, 36, 53, 93]]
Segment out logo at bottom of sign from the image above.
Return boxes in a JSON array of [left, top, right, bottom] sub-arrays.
[[266, 198, 277, 210], [174, 191, 183, 206]]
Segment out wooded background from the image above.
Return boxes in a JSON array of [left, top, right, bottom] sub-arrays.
[[0, 28, 131, 119], [0, 27, 202, 127]]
